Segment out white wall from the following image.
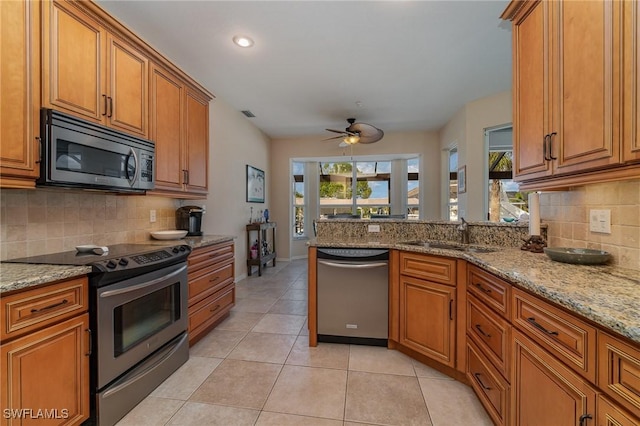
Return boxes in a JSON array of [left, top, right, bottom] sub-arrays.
[[270, 130, 441, 259]]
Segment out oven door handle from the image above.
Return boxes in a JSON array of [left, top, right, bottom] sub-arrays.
[[318, 260, 388, 269], [99, 265, 187, 298]]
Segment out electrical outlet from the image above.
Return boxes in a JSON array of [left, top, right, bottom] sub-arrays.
[[589, 209, 611, 234], [368, 224, 381, 233], [150, 209, 157, 223]]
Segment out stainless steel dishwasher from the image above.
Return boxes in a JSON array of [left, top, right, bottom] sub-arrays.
[[316, 247, 389, 346]]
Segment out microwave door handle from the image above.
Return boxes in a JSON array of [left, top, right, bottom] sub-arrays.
[[126, 148, 139, 185]]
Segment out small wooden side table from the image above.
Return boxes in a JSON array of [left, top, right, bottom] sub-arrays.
[[246, 222, 276, 276]]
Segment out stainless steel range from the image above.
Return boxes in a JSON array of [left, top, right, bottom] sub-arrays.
[[7, 243, 191, 426]]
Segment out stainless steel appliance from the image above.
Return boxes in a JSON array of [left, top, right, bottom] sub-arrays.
[[6, 244, 191, 426], [316, 248, 389, 346], [38, 108, 155, 193], [176, 206, 204, 236]]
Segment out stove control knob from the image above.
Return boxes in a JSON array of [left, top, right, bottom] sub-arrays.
[[106, 260, 117, 269], [172, 247, 179, 253], [118, 258, 129, 266], [179, 246, 187, 251]]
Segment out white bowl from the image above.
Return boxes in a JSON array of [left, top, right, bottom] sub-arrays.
[[150, 230, 188, 240]]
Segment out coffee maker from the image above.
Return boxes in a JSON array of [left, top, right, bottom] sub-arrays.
[[176, 206, 204, 236]]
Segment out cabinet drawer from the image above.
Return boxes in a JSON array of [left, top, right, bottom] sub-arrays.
[[467, 339, 510, 426], [467, 265, 511, 319], [513, 288, 596, 382], [467, 293, 511, 379], [188, 260, 234, 306], [598, 332, 640, 416], [188, 241, 234, 272], [399, 252, 456, 285], [597, 395, 640, 426], [1, 277, 88, 341], [188, 285, 234, 340]]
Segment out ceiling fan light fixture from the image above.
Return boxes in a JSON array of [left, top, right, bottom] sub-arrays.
[[232, 35, 254, 48], [343, 135, 360, 145]]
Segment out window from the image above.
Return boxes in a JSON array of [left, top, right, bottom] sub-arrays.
[[448, 148, 458, 221], [407, 158, 419, 219], [318, 161, 391, 218], [292, 162, 305, 237]]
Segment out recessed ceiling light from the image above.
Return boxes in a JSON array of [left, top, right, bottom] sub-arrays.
[[233, 35, 254, 48]]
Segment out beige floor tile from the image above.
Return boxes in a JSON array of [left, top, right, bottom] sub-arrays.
[[280, 288, 308, 300], [412, 359, 455, 380], [232, 296, 278, 313], [348, 344, 416, 376], [227, 332, 297, 364], [268, 299, 308, 315], [256, 411, 343, 426], [166, 402, 259, 426], [189, 329, 247, 358], [286, 335, 350, 369], [241, 286, 289, 299], [150, 356, 222, 400], [189, 359, 282, 410], [215, 310, 264, 332], [115, 396, 184, 426], [263, 365, 347, 420], [419, 377, 493, 426], [252, 313, 306, 335], [289, 279, 308, 290], [299, 318, 310, 336], [345, 371, 432, 426]]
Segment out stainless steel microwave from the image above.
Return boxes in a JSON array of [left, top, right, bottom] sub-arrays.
[[38, 109, 154, 193]]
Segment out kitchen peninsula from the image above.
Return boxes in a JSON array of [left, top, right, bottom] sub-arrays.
[[308, 218, 640, 426]]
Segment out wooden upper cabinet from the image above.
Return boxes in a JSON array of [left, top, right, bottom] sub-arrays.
[[623, 0, 640, 163], [43, 0, 148, 138], [0, 0, 41, 188], [184, 88, 209, 195]]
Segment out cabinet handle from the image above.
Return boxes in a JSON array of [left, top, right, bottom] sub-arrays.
[[30, 299, 68, 313], [102, 94, 108, 116], [35, 136, 42, 163], [209, 276, 220, 282], [85, 328, 92, 356], [210, 304, 221, 313], [108, 97, 113, 117], [474, 282, 491, 293], [548, 132, 558, 160], [473, 372, 492, 390], [183, 170, 189, 185], [526, 317, 559, 336], [579, 414, 592, 426], [543, 134, 551, 161], [449, 299, 454, 320], [475, 324, 491, 338]]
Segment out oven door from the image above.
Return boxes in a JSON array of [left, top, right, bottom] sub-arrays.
[[95, 263, 187, 389]]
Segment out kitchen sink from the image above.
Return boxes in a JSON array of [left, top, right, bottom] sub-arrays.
[[399, 241, 498, 253]]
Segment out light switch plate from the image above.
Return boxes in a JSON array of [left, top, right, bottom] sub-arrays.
[[368, 224, 381, 233], [589, 209, 611, 234]]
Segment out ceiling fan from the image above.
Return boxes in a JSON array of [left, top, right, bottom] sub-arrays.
[[324, 118, 384, 146]]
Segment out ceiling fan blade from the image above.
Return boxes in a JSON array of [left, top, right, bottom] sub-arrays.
[[321, 135, 345, 141], [325, 128, 347, 134]]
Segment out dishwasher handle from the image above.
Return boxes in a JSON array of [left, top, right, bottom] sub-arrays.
[[318, 260, 388, 269]]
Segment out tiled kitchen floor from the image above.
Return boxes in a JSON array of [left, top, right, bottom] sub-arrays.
[[116, 259, 492, 426]]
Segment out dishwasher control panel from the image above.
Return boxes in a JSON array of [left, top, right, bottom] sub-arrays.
[[317, 247, 389, 260]]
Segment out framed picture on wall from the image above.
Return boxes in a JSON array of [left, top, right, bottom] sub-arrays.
[[457, 165, 466, 194], [246, 165, 265, 203]]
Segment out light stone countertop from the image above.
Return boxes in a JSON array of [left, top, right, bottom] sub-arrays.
[[312, 239, 640, 344], [0, 235, 235, 294]]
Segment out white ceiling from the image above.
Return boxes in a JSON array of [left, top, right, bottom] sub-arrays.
[[96, 0, 512, 139]]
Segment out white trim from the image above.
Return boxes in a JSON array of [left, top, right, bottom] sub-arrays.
[[484, 123, 513, 220]]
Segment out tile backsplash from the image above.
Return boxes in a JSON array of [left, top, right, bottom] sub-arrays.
[[0, 189, 179, 260], [540, 179, 640, 271]]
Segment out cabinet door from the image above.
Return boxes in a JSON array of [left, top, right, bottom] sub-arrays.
[[551, 0, 621, 173], [42, 0, 106, 122], [106, 33, 148, 137], [623, 0, 640, 162], [0, 0, 40, 187], [597, 395, 640, 426], [512, 0, 552, 179], [184, 88, 209, 195], [512, 329, 597, 426], [399, 275, 455, 367], [1, 314, 90, 426], [150, 63, 184, 192]]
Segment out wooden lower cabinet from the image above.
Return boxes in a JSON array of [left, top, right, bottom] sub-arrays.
[[512, 329, 597, 426], [399, 274, 455, 367], [597, 332, 640, 417], [467, 339, 510, 426], [1, 313, 90, 426], [597, 395, 640, 426], [187, 241, 235, 345]]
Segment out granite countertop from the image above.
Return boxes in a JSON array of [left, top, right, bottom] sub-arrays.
[[0, 234, 235, 294], [312, 239, 640, 344]]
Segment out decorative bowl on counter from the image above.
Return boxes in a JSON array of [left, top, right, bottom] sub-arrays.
[[543, 247, 611, 265], [150, 230, 188, 240]]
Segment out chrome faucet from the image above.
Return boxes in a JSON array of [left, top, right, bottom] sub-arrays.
[[458, 217, 470, 245]]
